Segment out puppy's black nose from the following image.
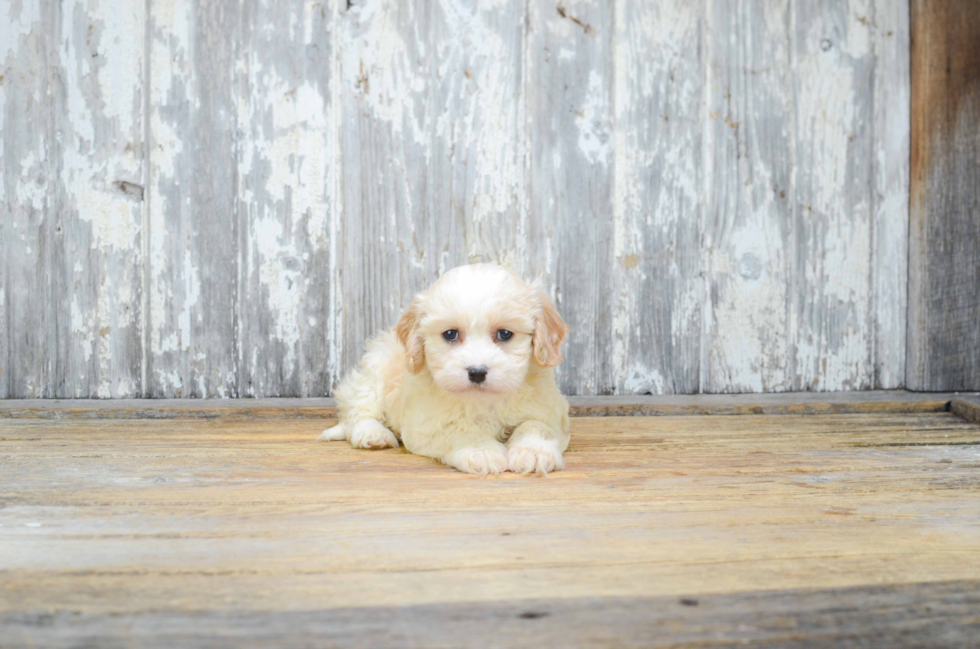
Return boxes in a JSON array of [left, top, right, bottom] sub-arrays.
[[467, 366, 488, 384]]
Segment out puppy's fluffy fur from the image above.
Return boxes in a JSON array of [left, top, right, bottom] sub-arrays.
[[318, 264, 570, 475]]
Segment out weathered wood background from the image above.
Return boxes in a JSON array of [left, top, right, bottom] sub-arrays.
[[1, 0, 912, 398]]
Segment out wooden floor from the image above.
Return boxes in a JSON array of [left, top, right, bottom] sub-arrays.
[[3, 403, 980, 647]]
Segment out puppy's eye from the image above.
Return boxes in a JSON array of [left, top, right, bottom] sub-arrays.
[[495, 329, 513, 342], [442, 329, 459, 342]]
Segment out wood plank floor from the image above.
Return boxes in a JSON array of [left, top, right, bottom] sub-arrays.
[[2, 412, 980, 646]]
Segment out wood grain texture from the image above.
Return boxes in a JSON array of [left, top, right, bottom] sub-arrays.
[[611, 0, 703, 395], [527, 0, 614, 395], [1, 0, 145, 398], [4, 581, 979, 648], [236, 0, 340, 397], [703, 0, 796, 392], [792, 0, 876, 392], [2, 412, 980, 644], [2, 0, 53, 399], [703, 0, 893, 393], [872, 0, 910, 389], [2, 0, 914, 397], [146, 0, 242, 397], [907, 1, 980, 391]]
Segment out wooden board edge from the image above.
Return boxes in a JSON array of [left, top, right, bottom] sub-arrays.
[[0, 391, 973, 420], [566, 401, 951, 417], [0, 407, 340, 421], [950, 398, 980, 425]]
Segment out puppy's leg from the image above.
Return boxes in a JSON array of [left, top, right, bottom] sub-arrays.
[[317, 418, 398, 449], [317, 424, 347, 441], [507, 420, 567, 475], [317, 358, 399, 449]]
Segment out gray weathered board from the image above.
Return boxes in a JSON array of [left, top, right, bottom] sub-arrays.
[[907, 1, 980, 392], [1, 0, 910, 398]]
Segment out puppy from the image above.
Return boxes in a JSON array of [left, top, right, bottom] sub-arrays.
[[318, 263, 570, 475]]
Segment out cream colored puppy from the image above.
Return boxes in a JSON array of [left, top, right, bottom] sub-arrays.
[[318, 263, 570, 475]]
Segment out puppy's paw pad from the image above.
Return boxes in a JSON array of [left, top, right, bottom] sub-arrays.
[[449, 447, 508, 475], [507, 445, 563, 475], [349, 420, 399, 449], [317, 424, 347, 442]]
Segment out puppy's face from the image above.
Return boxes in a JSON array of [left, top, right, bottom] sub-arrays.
[[396, 264, 568, 398]]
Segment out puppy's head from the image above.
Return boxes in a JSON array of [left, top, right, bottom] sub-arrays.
[[395, 264, 568, 397]]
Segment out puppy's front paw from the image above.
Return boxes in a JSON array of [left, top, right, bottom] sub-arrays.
[[507, 441, 564, 475], [349, 419, 399, 449], [447, 446, 508, 475]]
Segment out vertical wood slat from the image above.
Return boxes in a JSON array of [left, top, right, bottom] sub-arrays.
[[1, 0, 50, 399], [872, 0, 909, 389], [611, 0, 702, 395], [703, 0, 888, 393], [703, 0, 796, 392], [526, 0, 614, 395], [64, 0, 146, 399], [907, 1, 980, 391], [792, 0, 876, 392], [146, 0, 241, 398], [2, 0, 145, 398], [237, 0, 339, 397]]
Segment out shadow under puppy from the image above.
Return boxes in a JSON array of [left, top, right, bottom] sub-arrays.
[[318, 263, 570, 475]]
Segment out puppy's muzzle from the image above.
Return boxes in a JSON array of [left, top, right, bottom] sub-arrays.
[[467, 366, 488, 384]]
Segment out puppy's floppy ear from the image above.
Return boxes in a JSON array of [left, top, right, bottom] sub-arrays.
[[395, 297, 426, 374], [532, 289, 569, 367]]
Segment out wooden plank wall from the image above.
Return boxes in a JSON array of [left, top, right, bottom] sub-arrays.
[[907, 1, 980, 391], [1, 0, 911, 398]]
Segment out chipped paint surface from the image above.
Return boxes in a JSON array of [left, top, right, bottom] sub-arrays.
[[612, 0, 702, 394], [1, 0, 910, 397], [3, 0, 145, 398]]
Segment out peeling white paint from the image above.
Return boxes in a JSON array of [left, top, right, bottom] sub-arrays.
[[707, 224, 791, 392], [574, 70, 610, 166], [71, 294, 94, 363], [327, 0, 344, 390], [344, 1, 427, 144], [609, 0, 702, 393], [16, 150, 47, 210], [252, 217, 302, 372], [1, 0, 912, 398], [75, 185, 139, 251], [624, 366, 666, 395], [94, 0, 144, 135], [20, 0, 143, 397], [257, 76, 328, 247], [178, 250, 201, 352], [1, 0, 40, 58], [148, 0, 195, 371], [155, 368, 183, 393]]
